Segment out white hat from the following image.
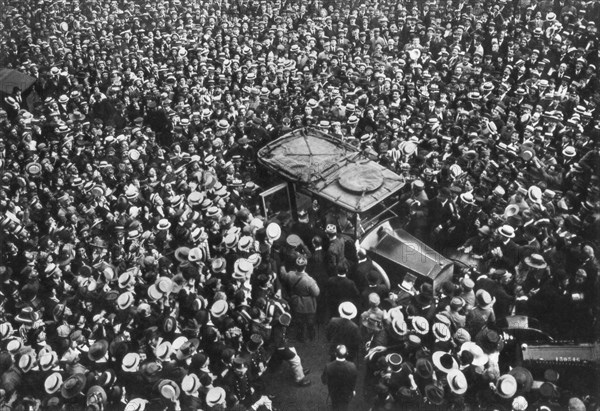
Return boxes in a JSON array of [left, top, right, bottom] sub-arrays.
[[266, 222, 281, 241], [181, 373, 201, 395], [206, 387, 226, 406], [45, 372, 63, 394], [338, 302, 357, 319], [122, 353, 141, 372]]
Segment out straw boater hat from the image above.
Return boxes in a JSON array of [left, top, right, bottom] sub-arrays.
[[338, 302, 357, 319], [496, 374, 518, 399], [524, 254, 547, 269], [447, 369, 468, 395]]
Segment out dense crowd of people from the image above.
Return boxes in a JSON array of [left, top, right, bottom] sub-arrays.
[[1, 0, 600, 409]]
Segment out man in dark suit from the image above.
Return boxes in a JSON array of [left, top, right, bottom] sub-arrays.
[[325, 265, 360, 319], [350, 248, 376, 292], [325, 302, 361, 363], [321, 345, 358, 411], [308, 235, 328, 324]]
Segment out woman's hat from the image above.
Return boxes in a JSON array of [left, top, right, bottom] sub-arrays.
[[61, 373, 87, 399], [496, 374, 518, 399], [338, 302, 357, 320], [446, 369, 468, 395], [432, 351, 458, 373], [459, 341, 489, 368]]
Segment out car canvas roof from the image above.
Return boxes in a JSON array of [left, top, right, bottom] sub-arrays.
[[257, 128, 405, 213]]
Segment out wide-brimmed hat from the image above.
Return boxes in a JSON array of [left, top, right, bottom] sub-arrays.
[[459, 342, 489, 368], [496, 374, 518, 398], [61, 373, 86, 399], [158, 379, 180, 401], [432, 351, 458, 374], [338, 302, 357, 319], [509, 366, 534, 393], [524, 253, 547, 269], [447, 369, 468, 395]]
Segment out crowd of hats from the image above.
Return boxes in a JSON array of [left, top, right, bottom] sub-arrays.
[[354, 277, 596, 410], [1, 0, 600, 409]]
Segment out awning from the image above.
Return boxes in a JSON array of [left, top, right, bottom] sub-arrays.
[[0, 68, 36, 95]]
